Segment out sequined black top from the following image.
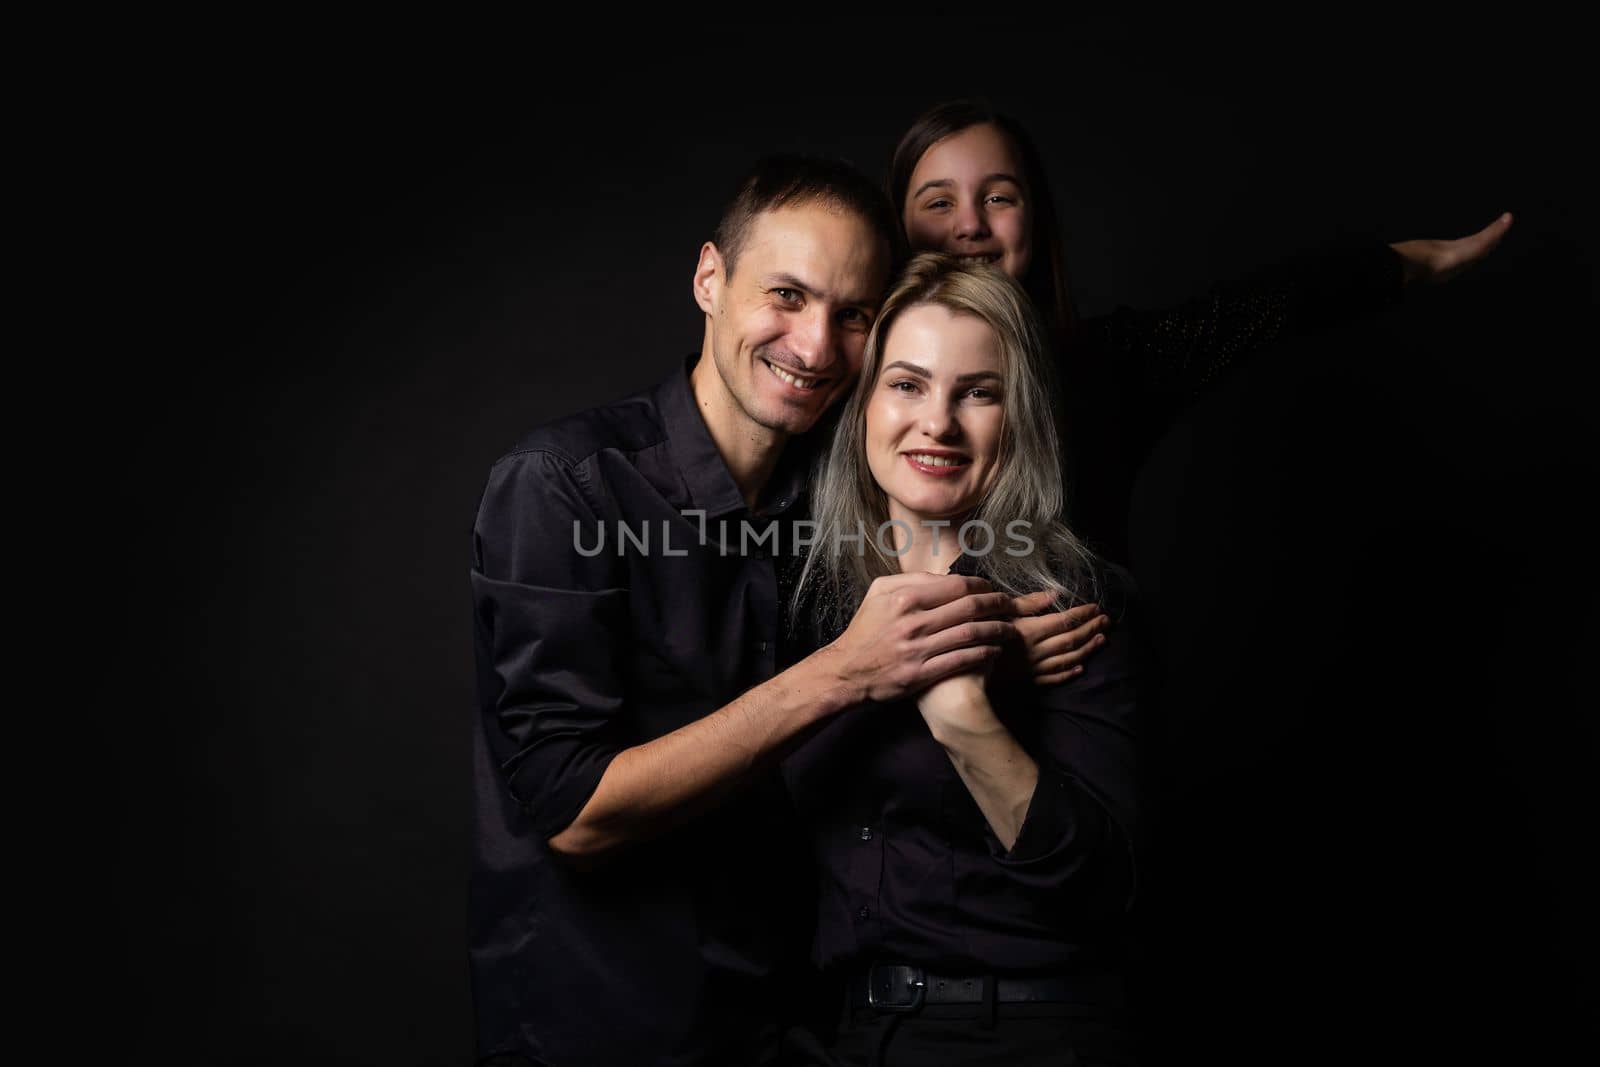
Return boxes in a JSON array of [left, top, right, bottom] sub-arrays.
[[1061, 244, 1405, 560]]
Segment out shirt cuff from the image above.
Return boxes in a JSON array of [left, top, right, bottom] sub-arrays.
[[991, 768, 1100, 865], [504, 735, 622, 841]]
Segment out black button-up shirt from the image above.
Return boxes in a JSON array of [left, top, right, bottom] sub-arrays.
[[468, 354, 818, 1065], [781, 555, 1143, 988]]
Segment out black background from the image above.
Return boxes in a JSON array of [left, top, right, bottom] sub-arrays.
[[112, 16, 1597, 1065]]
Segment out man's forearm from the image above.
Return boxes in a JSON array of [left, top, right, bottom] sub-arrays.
[[547, 647, 862, 862]]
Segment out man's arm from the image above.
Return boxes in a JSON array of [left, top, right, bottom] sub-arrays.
[[473, 449, 1017, 866], [549, 571, 1019, 862]]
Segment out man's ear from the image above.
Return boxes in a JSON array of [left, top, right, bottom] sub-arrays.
[[692, 241, 724, 315]]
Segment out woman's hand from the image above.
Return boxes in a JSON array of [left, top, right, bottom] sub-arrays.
[[1008, 592, 1108, 686], [915, 671, 999, 739], [914, 669, 1039, 851], [1390, 212, 1513, 286]]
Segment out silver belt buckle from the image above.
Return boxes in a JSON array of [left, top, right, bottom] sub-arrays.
[[866, 964, 926, 1013]]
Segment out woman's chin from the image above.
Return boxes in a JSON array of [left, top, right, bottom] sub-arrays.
[[885, 492, 979, 527]]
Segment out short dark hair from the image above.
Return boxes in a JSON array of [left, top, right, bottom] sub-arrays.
[[712, 155, 898, 279], [888, 100, 1075, 336]]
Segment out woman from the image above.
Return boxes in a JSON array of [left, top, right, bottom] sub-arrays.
[[784, 253, 1142, 1065], [888, 100, 1513, 679]]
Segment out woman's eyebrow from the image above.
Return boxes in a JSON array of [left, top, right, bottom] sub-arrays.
[[882, 363, 1001, 385]]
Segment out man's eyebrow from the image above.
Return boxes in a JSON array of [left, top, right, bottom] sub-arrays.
[[767, 272, 881, 310], [765, 272, 817, 295]]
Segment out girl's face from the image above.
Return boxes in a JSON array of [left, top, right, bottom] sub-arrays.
[[902, 123, 1034, 283], [865, 303, 1006, 528]]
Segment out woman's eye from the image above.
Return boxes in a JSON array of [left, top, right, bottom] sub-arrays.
[[889, 380, 919, 394], [966, 387, 997, 401], [922, 198, 951, 211]]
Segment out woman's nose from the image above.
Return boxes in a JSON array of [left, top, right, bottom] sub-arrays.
[[922, 403, 961, 440]]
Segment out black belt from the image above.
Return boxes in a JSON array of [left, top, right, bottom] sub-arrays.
[[848, 965, 1086, 1014]]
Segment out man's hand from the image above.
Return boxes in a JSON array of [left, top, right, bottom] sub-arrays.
[[821, 573, 1016, 704], [1009, 591, 1108, 686], [547, 573, 1008, 863], [1391, 212, 1512, 286]]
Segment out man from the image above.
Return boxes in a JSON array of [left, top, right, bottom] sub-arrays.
[[468, 157, 1032, 1065]]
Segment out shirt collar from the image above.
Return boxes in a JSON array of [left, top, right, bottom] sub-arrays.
[[655, 352, 817, 520], [948, 549, 985, 578]]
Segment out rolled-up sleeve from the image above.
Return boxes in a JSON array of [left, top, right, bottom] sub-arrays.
[[470, 449, 627, 840], [985, 565, 1143, 914]]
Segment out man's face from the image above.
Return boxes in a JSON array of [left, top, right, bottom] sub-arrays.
[[699, 203, 890, 437]]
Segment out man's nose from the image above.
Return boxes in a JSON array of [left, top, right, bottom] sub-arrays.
[[790, 308, 836, 366]]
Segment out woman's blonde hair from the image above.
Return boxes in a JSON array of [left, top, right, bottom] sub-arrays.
[[791, 252, 1099, 639]]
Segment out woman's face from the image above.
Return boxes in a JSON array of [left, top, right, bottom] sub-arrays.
[[865, 303, 1006, 527], [902, 123, 1034, 282]]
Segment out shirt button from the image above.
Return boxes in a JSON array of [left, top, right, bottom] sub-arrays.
[[859, 826, 872, 841], [857, 906, 870, 920], [756, 640, 769, 653]]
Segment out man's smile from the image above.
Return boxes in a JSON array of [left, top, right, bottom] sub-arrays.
[[763, 357, 827, 393]]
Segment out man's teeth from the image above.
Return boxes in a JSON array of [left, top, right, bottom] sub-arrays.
[[909, 453, 967, 467], [769, 362, 821, 390]]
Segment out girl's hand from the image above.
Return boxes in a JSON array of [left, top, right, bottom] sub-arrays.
[[1391, 212, 1513, 286], [1009, 591, 1109, 686]]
